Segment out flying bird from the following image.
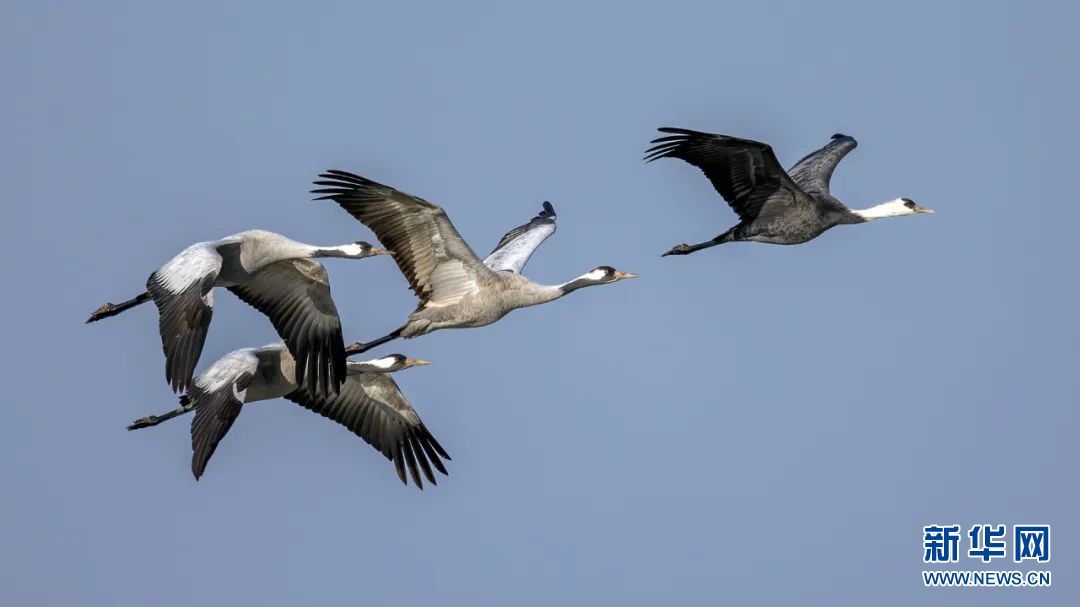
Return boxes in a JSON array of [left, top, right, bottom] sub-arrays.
[[311, 171, 636, 353], [645, 128, 934, 255], [85, 230, 391, 395], [128, 343, 448, 488]]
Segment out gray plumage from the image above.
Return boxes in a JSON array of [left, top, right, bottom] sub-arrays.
[[85, 230, 390, 395], [128, 343, 448, 488], [311, 171, 636, 353], [645, 128, 933, 255]]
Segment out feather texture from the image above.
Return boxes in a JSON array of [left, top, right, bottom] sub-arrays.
[[313, 170, 491, 308], [483, 201, 557, 274]]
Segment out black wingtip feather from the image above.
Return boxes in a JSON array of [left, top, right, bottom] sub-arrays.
[[644, 141, 685, 163], [656, 126, 700, 135], [414, 430, 449, 475], [401, 438, 422, 489], [419, 422, 451, 460], [643, 129, 701, 163], [310, 170, 392, 202], [409, 435, 437, 485], [324, 169, 363, 179], [392, 444, 406, 485]]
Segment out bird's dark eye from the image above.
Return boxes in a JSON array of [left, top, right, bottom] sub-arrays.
[[902, 198, 915, 208]]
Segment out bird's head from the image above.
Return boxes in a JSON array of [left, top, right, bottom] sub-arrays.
[[561, 266, 638, 293], [393, 355, 432, 370], [350, 354, 432, 374], [853, 198, 935, 221], [589, 266, 639, 283], [341, 241, 393, 258], [899, 198, 935, 215]]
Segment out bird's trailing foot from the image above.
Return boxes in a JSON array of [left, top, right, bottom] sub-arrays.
[[127, 397, 194, 430], [344, 342, 368, 356], [128, 415, 165, 430], [85, 292, 151, 323], [86, 303, 120, 323], [662, 243, 692, 257], [344, 327, 405, 356]]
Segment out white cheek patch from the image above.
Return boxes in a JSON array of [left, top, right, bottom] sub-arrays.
[[582, 269, 607, 281], [366, 356, 397, 370]]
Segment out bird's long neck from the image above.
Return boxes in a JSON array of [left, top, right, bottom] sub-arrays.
[[254, 237, 347, 260], [557, 275, 602, 295], [509, 282, 566, 308], [541, 274, 603, 300], [346, 360, 396, 374], [849, 199, 908, 222], [503, 277, 583, 309], [307, 243, 358, 258], [500, 271, 606, 309]]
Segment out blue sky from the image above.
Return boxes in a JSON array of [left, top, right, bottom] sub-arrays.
[[3, 1, 1077, 605]]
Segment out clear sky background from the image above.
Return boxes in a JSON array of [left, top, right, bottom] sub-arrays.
[[3, 1, 1077, 605]]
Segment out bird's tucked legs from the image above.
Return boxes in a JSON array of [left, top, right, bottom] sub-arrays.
[[86, 291, 152, 323], [127, 398, 195, 430]]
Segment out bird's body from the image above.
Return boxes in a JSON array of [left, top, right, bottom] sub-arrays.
[[311, 171, 635, 352], [86, 229, 390, 394], [717, 196, 862, 246], [192, 343, 297, 403], [398, 270, 573, 336], [167, 230, 302, 287], [645, 128, 933, 255], [128, 343, 448, 488], [398, 199, 563, 334]]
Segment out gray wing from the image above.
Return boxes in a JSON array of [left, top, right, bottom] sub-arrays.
[[483, 201, 557, 274], [313, 170, 490, 308], [787, 134, 858, 195], [284, 372, 450, 489], [188, 349, 259, 480], [228, 259, 345, 398], [645, 127, 810, 223], [146, 243, 223, 393]]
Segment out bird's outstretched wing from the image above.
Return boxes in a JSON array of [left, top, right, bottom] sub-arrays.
[[483, 201, 557, 274], [285, 370, 450, 489], [787, 133, 858, 195], [228, 259, 345, 398], [645, 127, 807, 223], [146, 242, 224, 393], [188, 349, 259, 479], [313, 170, 489, 308]]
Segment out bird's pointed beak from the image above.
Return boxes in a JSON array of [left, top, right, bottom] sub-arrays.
[[915, 205, 935, 214], [372, 247, 394, 256], [404, 358, 432, 368], [614, 271, 638, 280]]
